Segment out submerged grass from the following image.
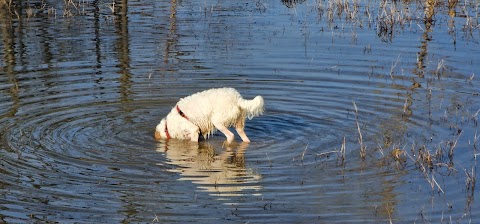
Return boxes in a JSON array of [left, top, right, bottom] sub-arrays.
[[294, 2, 480, 218], [306, 47, 479, 220]]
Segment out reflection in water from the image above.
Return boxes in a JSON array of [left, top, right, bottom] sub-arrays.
[[156, 141, 262, 199], [115, 0, 133, 104], [112, 1, 138, 219], [447, 0, 458, 46], [0, 7, 19, 118], [403, 0, 436, 124], [0, 0, 478, 222], [414, 0, 435, 79], [93, 0, 102, 74], [164, 0, 178, 65]]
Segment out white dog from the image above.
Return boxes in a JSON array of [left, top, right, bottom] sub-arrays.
[[155, 88, 264, 143]]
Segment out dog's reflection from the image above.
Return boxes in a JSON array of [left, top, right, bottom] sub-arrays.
[[156, 141, 262, 197]]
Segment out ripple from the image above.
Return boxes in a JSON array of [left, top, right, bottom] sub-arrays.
[[1, 0, 479, 222]]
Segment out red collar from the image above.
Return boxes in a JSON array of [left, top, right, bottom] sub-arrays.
[[164, 121, 171, 139], [176, 105, 189, 120], [164, 106, 189, 140]]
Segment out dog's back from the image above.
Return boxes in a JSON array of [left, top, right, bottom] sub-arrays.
[[178, 88, 264, 136], [179, 88, 263, 116]]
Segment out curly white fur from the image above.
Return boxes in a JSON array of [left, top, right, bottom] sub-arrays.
[[155, 88, 264, 143]]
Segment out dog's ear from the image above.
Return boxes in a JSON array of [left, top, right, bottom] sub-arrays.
[[155, 119, 166, 139], [154, 130, 161, 139]]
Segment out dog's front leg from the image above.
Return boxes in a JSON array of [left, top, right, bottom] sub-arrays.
[[190, 131, 199, 142], [187, 126, 200, 142]]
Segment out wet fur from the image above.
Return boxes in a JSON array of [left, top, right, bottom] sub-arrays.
[[155, 88, 264, 143]]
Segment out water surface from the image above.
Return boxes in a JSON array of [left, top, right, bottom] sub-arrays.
[[0, 0, 479, 223]]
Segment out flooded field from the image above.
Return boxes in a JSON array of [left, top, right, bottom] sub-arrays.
[[0, 0, 479, 223]]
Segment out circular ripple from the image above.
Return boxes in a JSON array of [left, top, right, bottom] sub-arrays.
[[2, 0, 478, 222]]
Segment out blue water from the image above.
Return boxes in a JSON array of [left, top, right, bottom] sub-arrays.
[[0, 0, 479, 223]]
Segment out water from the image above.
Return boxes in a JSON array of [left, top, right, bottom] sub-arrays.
[[0, 0, 479, 223]]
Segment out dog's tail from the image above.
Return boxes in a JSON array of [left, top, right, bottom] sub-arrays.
[[239, 96, 264, 119]]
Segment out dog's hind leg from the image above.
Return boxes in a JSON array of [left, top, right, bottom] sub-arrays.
[[213, 121, 235, 144], [235, 127, 250, 143], [235, 115, 250, 142]]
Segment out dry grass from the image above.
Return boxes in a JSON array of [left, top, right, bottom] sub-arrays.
[[376, 1, 413, 42], [389, 54, 401, 83], [105, 0, 116, 14], [311, 0, 480, 44], [464, 166, 476, 210], [0, 0, 11, 9], [404, 145, 445, 194], [434, 58, 447, 79], [464, 167, 476, 194], [0, 0, 89, 18]]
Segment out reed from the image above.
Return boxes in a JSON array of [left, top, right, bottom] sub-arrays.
[[26, 7, 33, 18], [474, 130, 479, 150], [468, 73, 475, 83], [448, 131, 462, 163], [266, 152, 272, 167], [0, 0, 11, 9], [377, 143, 385, 157], [472, 109, 480, 126], [376, 1, 412, 42], [317, 137, 347, 165], [152, 213, 159, 222], [389, 54, 401, 83], [301, 144, 308, 165], [353, 101, 366, 159], [464, 167, 476, 195], [339, 136, 346, 165], [62, 0, 75, 17], [463, 166, 476, 211], [105, 0, 116, 14], [435, 58, 446, 79], [402, 96, 410, 117], [405, 147, 445, 193]]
